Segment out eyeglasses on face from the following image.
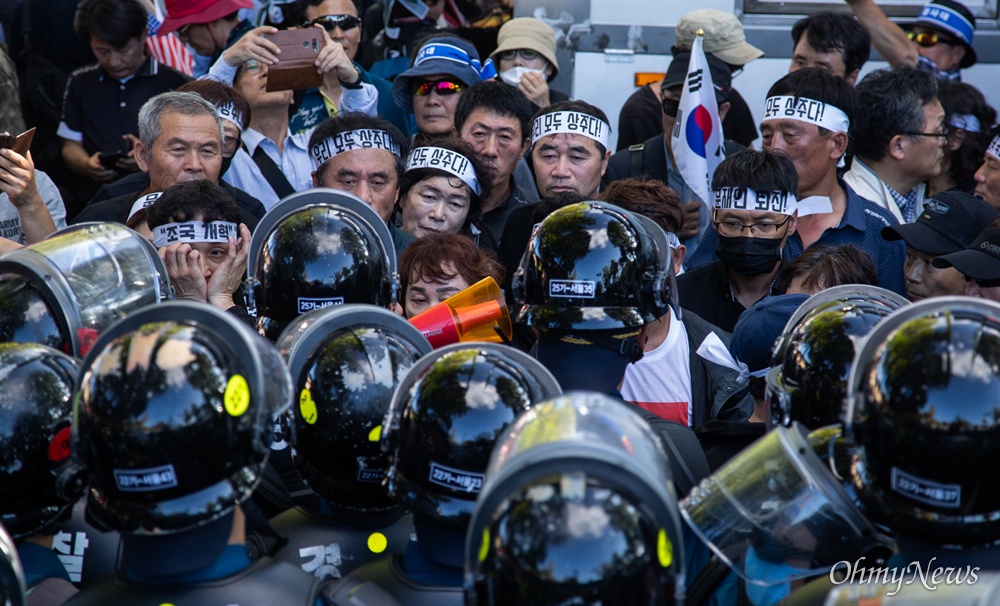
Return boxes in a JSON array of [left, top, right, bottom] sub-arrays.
[[714, 215, 792, 237], [412, 79, 465, 97], [498, 49, 542, 62], [303, 14, 362, 32], [900, 123, 953, 139], [222, 135, 240, 156]]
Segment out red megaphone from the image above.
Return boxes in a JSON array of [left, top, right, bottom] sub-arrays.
[[409, 277, 513, 348]]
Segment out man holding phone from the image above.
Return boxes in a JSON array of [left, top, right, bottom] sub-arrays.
[[287, 0, 412, 136], [59, 0, 189, 214], [220, 21, 376, 209]]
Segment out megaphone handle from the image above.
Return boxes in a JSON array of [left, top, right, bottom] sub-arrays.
[[493, 323, 513, 346]]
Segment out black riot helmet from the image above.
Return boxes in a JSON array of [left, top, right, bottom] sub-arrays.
[[465, 391, 686, 605], [0, 277, 69, 353], [382, 343, 562, 529], [0, 524, 26, 606], [279, 304, 432, 513], [0, 223, 171, 357], [73, 301, 293, 535], [248, 189, 399, 341], [846, 297, 1000, 548], [0, 344, 86, 539], [765, 285, 908, 429], [512, 201, 679, 330]]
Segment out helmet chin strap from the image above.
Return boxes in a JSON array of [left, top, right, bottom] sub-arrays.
[[565, 329, 645, 363]]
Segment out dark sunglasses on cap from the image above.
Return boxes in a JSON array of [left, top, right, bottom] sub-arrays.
[[907, 30, 958, 48], [303, 14, 362, 32], [413, 79, 465, 97]]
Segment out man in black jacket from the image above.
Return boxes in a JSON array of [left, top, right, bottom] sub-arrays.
[[72, 92, 265, 231], [600, 178, 755, 430]]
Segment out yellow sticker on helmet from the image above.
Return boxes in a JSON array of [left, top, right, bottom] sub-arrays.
[[478, 528, 490, 562], [658, 529, 673, 568], [224, 375, 250, 417], [368, 425, 382, 442], [367, 532, 388, 553], [299, 388, 318, 425]]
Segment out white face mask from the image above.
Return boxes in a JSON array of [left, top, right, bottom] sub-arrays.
[[500, 66, 546, 87]]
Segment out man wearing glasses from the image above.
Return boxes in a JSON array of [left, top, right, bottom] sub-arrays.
[[844, 67, 946, 224], [845, 0, 977, 81], [391, 36, 495, 144], [685, 68, 907, 297], [676, 151, 800, 333]]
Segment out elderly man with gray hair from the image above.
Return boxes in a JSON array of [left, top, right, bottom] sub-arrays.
[[72, 91, 265, 231]]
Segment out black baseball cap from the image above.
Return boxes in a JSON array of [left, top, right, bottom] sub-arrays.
[[731, 294, 810, 375], [933, 227, 1000, 280], [662, 52, 732, 103], [882, 191, 998, 256]]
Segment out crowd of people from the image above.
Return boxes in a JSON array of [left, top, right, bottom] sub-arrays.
[[0, 0, 999, 604]]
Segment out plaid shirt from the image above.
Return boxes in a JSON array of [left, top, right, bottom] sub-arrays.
[[886, 182, 921, 224], [917, 54, 962, 81]]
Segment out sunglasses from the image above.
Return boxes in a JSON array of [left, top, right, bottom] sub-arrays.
[[413, 80, 465, 97], [907, 30, 958, 48], [662, 96, 680, 118], [303, 14, 362, 32], [966, 275, 1000, 289]]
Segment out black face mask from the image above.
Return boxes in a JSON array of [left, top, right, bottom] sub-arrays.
[[220, 154, 234, 178], [717, 235, 783, 276]]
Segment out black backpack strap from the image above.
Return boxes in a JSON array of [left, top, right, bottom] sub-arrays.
[[251, 145, 296, 199], [627, 143, 645, 178]]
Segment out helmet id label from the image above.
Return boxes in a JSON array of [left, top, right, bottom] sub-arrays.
[[298, 297, 344, 313], [114, 464, 178, 492], [549, 279, 596, 298], [428, 461, 484, 493], [357, 468, 384, 483], [891, 467, 961, 508]]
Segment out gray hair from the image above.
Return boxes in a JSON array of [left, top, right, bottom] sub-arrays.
[[137, 91, 223, 150]]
